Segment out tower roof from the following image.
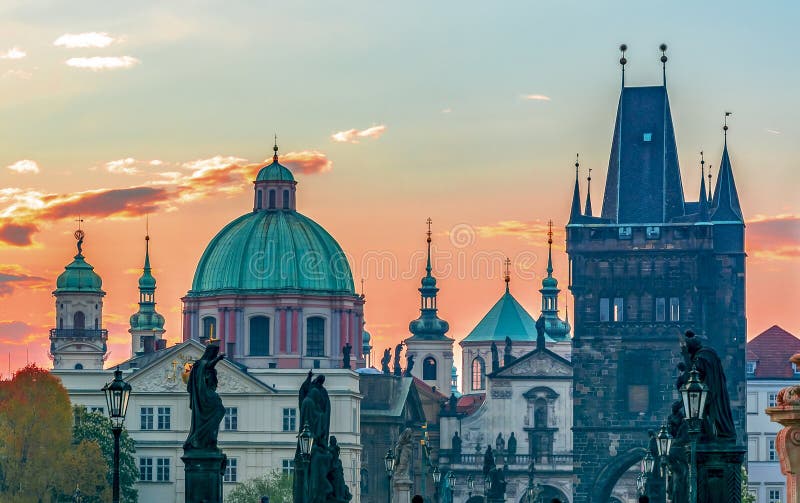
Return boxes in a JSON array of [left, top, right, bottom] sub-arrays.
[[601, 85, 685, 223], [462, 289, 553, 343], [54, 229, 104, 295], [256, 142, 295, 182], [408, 218, 450, 341], [568, 155, 583, 224], [138, 235, 156, 290], [711, 141, 743, 222]]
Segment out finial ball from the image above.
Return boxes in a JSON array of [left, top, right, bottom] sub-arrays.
[[661, 55, 668, 63], [659, 43, 668, 52], [619, 57, 627, 65], [619, 44, 627, 52], [74, 229, 85, 241], [723, 125, 728, 131]]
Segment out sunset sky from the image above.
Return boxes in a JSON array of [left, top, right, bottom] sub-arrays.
[[1, 1, 798, 376]]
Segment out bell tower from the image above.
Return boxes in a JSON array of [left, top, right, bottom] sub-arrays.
[[129, 229, 166, 355]]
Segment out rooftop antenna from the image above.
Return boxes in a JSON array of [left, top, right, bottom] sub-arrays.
[[619, 44, 628, 87], [360, 278, 366, 298], [660, 43, 668, 85]]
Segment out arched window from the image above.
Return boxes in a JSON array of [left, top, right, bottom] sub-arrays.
[[282, 189, 290, 209], [73, 311, 85, 330], [256, 189, 263, 209], [202, 317, 216, 340], [306, 317, 325, 357], [534, 398, 548, 428], [268, 190, 276, 209], [74, 363, 83, 370], [423, 357, 437, 380], [249, 316, 270, 356], [471, 357, 485, 391]]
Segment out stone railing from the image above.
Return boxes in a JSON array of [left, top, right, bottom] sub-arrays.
[[448, 452, 572, 472], [49, 328, 108, 340]]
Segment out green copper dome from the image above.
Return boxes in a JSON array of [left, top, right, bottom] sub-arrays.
[[55, 253, 104, 294], [256, 159, 295, 182], [189, 210, 355, 296]]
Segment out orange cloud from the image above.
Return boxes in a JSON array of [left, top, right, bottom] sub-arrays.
[[331, 125, 386, 143], [0, 266, 47, 297], [0, 321, 44, 346], [747, 214, 800, 261], [0, 222, 38, 246], [472, 220, 565, 245], [280, 151, 332, 174]]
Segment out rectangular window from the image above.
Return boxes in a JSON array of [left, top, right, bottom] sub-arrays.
[[768, 488, 782, 503], [156, 458, 170, 482], [283, 408, 297, 432], [747, 435, 759, 461], [224, 458, 238, 482], [139, 458, 153, 481], [224, 407, 238, 431], [769, 436, 777, 461], [669, 297, 680, 321], [746, 361, 757, 375], [599, 298, 610, 322], [157, 407, 171, 430], [793, 362, 800, 376], [140, 407, 154, 430], [768, 393, 778, 408], [628, 384, 649, 412], [282, 459, 295, 476], [613, 298, 624, 322], [655, 298, 666, 322], [306, 317, 325, 357]]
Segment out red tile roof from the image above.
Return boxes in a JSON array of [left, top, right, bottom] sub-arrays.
[[412, 376, 448, 400], [747, 325, 800, 379], [456, 393, 486, 415]]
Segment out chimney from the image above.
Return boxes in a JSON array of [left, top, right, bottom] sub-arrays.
[[155, 339, 167, 351], [142, 335, 155, 354]]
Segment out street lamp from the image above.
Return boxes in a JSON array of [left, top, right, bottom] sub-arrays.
[[681, 365, 708, 503], [467, 474, 474, 500], [636, 471, 646, 495], [298, 423, 314, 503], [432, 465, 441, 503], [447, 472, 456, 503], [642, 451, 655, 474], [527, 481, 541, 503], [385, 449, 396, 503], [102, 368, 131, 503]]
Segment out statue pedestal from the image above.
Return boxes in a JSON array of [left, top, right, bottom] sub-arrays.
[[768, 400, 800, 503], [694, 443, 745, 503], [182, 449, 227, 503], [393, 477, 412, 503]]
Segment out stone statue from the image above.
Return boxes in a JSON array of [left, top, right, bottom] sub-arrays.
[[184, 343, 226, 451], [681, 330, 736, 441], [490, 342, 500, 373], [393, 342, 403, 376], [403, 354, 415, 376], [503, 336, 514, 366], [535, 315, 546, 348], [482, 445, 495, 475], [495, 432, 505, 452], [360, 466, 368, 495], [507, 432, 517, 463], [488, 466, 507, 499], [342, 343, 352, 369], [295, 371, 339, 503], [451, 431, 462, 462], [449, 393, 458, 414], [394, 428, 414, 480], [381, 348, 391, 374], [328, 436, 352, 502]]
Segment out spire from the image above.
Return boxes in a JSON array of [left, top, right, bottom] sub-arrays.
[[538, 220, 570, 341], [408, 218, 449, 340], [698, 151, 709, 220], [504, 257, 511, 293], [619, 44, 627, 87], [425, 217, 433, 277], [143, 216, 152, 271], [569, 154, 583, 223], [273, 134, 279, 162], [546, 220, 554, 278], [660, 44, 668, 86], [708, 168, 713, 201], [711, 113, 744, 222], [584, 166, 593, 216]]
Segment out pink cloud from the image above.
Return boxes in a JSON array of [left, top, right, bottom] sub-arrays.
[[331, 125, 387, 143]]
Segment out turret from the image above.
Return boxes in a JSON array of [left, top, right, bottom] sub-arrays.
[[129, 230, 166, 355]]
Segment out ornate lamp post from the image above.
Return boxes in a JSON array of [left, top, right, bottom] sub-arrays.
[[447, 472, 456, 503], [385, 449, 396, 503], [640, 451, 655, 496], [655, 424, 673, 499], [467, 474, 474, 500], [432, 465, 441, 503], [527, 481, 541, 503], [102, 368, 131, 503], [681, 365, 709, 503], [298, 423, 314, 503]]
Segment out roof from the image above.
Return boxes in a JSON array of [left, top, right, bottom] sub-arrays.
[[412, 376, 448, 400], [601, 85, 685, 224], [360, 375, 425, 423], [747, 325, 800, 379], [711, 143, 744, 222], [55, 252, 104, 295], [456, 393, 485, 415], [188, 209, 356, 296], [462, 290, 553, 343], [256, 159, 295, 182]]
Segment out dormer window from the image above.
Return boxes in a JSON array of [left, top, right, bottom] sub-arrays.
[[643, 133, 652, 142], [792, 363, 800, 377], [746, 361, 757, 375]]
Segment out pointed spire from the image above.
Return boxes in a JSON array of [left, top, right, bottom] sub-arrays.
[[504, 257, 511, 293], [546, 220, 554, 278], [584, 166, 593, 216], [708, 168, 713, 201], [711, 113, 743, 221], [569, 154, 583, 223], [409, 217, 449, 339], [425, 217, 433, 277], [698, 151, 709, 220], [660, 44, 668, 86], [619, 44, 628, 87], [143, 216, 151, 271], [273, 134, 279, 162]]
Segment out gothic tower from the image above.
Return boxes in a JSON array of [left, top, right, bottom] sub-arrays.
[[129, 232, 166, 356], [404, 218, 454, 394], [567, 46, 746, 503], [50, 226, 108, 370]]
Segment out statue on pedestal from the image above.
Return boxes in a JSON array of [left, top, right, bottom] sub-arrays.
[[403, 354, 415, 376], [490, 342, 500, 373], [381, 348, 391, 374], [507, 432, 517, 463], [451, 431, 462, 462], [342, 343, 352, 369], [184, 343, 226, 450], [394, 428, 414, 480], [503, 336, 514, 366]]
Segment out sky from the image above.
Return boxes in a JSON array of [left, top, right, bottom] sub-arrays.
[[0, 1, 798, 376]]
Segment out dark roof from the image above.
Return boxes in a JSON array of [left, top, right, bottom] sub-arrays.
[[711, 143, 744, 222], [601, 85, 685, 224], [412, 376, 448, 400], [747, 325, 800, 379]]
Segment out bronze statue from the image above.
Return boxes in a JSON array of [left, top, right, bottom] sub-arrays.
[[482, 445, 495, 475], [451, 431, 462, 462], [393, 342, 403, 376], [503, 336, 514, 366], [328, 436, 352, 502], [381, 348, 391, 374], [490, 342, 500, 372], [342, 343, 352, 369], [535, 314, 546, 348], [507, 432, 517, 463], [403, 354, 415, 376], [183, 343, 226, 451]]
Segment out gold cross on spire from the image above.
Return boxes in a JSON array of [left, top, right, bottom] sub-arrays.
[[504, 257, 511, 285], [426, 217, 432, 243], [75, 216, 84, 230], [547, 219, 554, 245]]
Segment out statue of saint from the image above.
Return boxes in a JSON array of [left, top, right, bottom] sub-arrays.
[[681, 330, 736, 441], [183, 343, 226, 451], [381, 348, 391, 374], [507, 432, 517, 463], [451, 431, 462, 462], [503, 336, 514, 366], [342, 343, 352, 369], [393, 342, 403, 376], [296, 371, 335, 502], [328, 436, 353, 502], [495, 432, 505, 452], [482, 445, 495, 475], [403, 354, 415, 376], [394, 428, 414, 480], [535, 315, 546, 348], [490, 342, 500, 373], [449, 393, 458, 414]]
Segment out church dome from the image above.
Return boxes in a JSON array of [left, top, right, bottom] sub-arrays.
[[55, 252, 104, 294], [130, 311, 165, 330], [189, 210, 355, 296], [256, 159, 295, 182]]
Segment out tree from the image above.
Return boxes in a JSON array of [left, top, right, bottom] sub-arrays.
[[72, 405, 138, 503], [226, 471, 293, 503], [0, 365, 107, 503], [741, 467, 756, 503]]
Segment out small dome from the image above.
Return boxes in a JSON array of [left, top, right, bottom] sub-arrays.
[[138, 270, 156, 289], [55, 253, 104, 294], [130, 311, 165, 331], [421, 275, 437, 288], [362, 330, 371, 343], [541, 275, 558, 288], [256, 159, 295, 182], [543, 316, 571, 341]]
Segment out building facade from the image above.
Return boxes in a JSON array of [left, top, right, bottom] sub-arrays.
[[567, 51, 747, 503]]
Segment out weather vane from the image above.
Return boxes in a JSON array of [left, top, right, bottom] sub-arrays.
[[74, 216, 85, 254]]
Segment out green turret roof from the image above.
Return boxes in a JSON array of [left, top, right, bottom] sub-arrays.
[[54, 234, 104, 294], [256, 146, 295, 182], [462, 289, 552, 343]]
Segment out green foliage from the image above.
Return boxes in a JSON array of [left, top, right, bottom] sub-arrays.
[[741, 467, 756, 503], [72, 405, 138, 503], [226, 470, 293, 503]]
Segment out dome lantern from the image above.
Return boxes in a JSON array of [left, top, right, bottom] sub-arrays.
[[253, 138, 297, 212]]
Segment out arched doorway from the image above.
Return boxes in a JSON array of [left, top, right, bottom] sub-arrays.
[[517, 485, 570, 503], [591, 447, 647, 503]]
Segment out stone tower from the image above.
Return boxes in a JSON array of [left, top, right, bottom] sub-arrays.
[[50, 227, 108, 370], [567, 48, 746, 503], [404, 218, 454, 394], [129, 232, 166, 356]]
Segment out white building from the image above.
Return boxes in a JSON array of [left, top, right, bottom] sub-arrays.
[[746, 325, 800, 503]]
